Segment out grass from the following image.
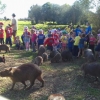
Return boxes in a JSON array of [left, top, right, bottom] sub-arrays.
[[1, 49, 100, 100]]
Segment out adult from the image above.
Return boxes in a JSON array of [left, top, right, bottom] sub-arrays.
[[11, 13, 18, 43], [85, 22, 92, 46], [75, 25, 82, 36]]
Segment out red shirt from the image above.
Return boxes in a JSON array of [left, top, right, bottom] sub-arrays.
[[89, 37, 96, 45], [53, 33, 59, 40], [31, 33, 37, 42], [0, 28, 4, 38], [5, 27, 13, 38], [44, 37, 54, 46]]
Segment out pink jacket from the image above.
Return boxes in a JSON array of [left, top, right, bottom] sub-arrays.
[[31, 33, 37, 42]]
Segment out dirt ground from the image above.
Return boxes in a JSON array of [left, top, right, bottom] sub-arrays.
[[0, 49, 100, 100]]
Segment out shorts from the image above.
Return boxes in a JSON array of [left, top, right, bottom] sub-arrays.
[[78, 44, 84, 49], [12, 30, 17, 37], [95, 44, 100, 51]]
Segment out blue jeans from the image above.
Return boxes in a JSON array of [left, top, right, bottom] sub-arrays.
[[6, 37, 12, 47], [32, 42, 36, 52]]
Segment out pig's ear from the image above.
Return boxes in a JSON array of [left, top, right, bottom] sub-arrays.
[[5, 67, 12, 72]]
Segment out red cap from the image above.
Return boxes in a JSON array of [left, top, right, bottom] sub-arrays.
[[0, 22, 4, 25]]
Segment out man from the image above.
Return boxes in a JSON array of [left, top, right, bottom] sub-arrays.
[[11, 13, 18, 43], [85, 22, 92, 46]]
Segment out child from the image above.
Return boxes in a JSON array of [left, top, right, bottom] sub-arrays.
[[60, 30, 67, 51], [30, 29, 37, 52], [77, 34, 86, 58], [44, 34, 54, 51], [72, 33, 81, 57], [15, 36, 21, 50], [37, 29, 45, 49], [22, 26, 31, 51], [89, 34, 96, 54], [95, 34, 100, 57], [5, 25, 13, 47], [0, 22, 4, 44], [68, 32, 74, 53]]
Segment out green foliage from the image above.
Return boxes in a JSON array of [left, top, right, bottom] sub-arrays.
[[0, 0, 6, 14]]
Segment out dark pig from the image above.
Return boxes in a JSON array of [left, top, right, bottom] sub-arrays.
[[42, 52, 48, 61], [0, 55, 5, 63], [0, 63, 44, 90], [81, 62, 100, 81], [84, 49, 95, 62], [38, 45, 46, 56], [61, 50, 73, 62], [0, 44, 10, 53], [34, 56, 43, 66]]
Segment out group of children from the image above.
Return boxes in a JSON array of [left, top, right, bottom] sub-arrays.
[[0, 22, 100, 58]]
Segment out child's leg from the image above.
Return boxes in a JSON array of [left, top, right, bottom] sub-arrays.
[[25, 42, 28, 50], [26, 42, 30, 50], [2, 38, 4, 44], [9, 37, 12, 47], [82, 48, 84, 57], [77, 49, 81, 57], [6, 38, 8, 44], [1, 38, 4, 44], [32, 42, 36, 52]]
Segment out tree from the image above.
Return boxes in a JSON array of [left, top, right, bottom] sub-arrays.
[[0, 0, 6, 14], [41, 2, 52, 22], [28, 4, 42, 24]]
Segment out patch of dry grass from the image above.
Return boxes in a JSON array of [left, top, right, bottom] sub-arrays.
[[0, 48, 100, 100]]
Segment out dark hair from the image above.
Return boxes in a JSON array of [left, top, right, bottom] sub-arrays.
[[12, 13, 16, 17]]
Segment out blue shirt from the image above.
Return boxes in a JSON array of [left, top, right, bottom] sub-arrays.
[[38, 34, 45, 44], [68, 37, 74, 48], [79, 38, 86, 45], [75, 28, 82, 36], [85, 26, 92, 35]]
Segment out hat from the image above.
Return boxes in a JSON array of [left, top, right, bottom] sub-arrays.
[[62, 30, 67, 34], [39, 29, 43, 32], [0, 22, 4, 25], [12, 13, 16, 17], [24, 26, 28, 30]]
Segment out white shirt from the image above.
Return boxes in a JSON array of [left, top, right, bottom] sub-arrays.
[[11, 18, 18, 30]]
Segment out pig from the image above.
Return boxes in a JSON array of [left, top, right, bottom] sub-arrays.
[[51, 53, 62, 63], [0, 63, 44, 90], [49, 50, 59, 59], [0, 44, 10, 53], [38, 45, 46, 56], [81, 62, 100, 81], [49, 50, 61, 63], [0, 55, 5, 63], [61, 50, 73, 62], [42, 52, 48, 62], [84, 49, 96, 62], [34, 56, 43, 66], [48, 94, 65, 100]]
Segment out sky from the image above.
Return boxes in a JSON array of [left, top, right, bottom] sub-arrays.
[[1, 0, 76, 19]]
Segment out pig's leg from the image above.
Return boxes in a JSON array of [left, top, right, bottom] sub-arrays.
[[26, 79, 35, 90], [37, 75, 44, 87], [10, 82, 15, 90], [21, 81, 27, 89]]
